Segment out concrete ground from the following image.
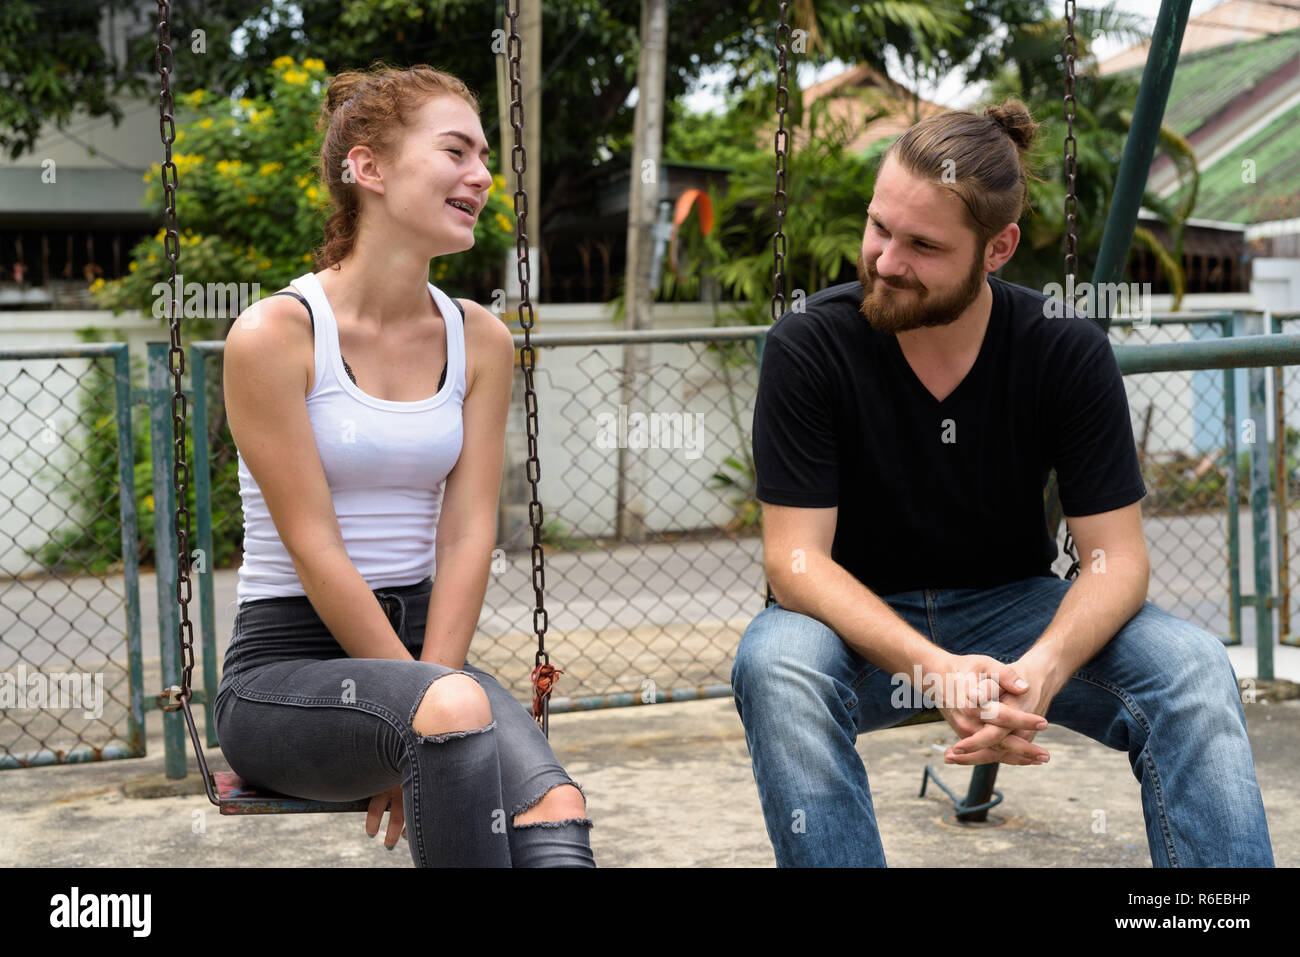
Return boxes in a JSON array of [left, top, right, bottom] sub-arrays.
[[1, 689, 1296, 868], [2, 555, 1298, 867]]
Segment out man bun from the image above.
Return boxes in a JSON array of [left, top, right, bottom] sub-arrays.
[[983, 99, 1038, 152]]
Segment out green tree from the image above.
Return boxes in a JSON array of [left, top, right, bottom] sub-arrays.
[[90, 56, 519, 318]]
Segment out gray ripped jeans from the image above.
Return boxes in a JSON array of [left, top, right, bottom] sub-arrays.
[[213, 575, 594, 866]]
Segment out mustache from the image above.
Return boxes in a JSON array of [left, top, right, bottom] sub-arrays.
[[860, 256, 922, 291]]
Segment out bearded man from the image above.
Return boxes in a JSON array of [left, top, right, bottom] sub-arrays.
[[731, 100, 1274, 868]]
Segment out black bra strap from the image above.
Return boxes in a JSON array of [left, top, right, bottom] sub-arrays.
[[269, 289, 314, 332]]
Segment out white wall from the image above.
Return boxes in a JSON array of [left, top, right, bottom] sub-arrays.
[[2, 288, 1293, 576]]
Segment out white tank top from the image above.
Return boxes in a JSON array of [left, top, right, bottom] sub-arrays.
[[234, 271, 467, 604]]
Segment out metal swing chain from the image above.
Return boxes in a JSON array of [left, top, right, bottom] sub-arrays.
[[1060, 0, 1081, 581], [764, 1, 791, 608], [155, 0, 199, 708], [1063, 0, 1079, 286], [772, 0, 790, 325], [505, 0, 558, 735], [156, 3, 218, 806]]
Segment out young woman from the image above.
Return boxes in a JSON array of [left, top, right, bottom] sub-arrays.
[[213, 64, 594, 867]]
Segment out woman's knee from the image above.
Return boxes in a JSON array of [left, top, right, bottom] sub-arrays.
[[410, 672, 493, 738], [514, 783, 587, 826]]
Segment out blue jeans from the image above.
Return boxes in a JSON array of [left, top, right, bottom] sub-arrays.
[[731, 575, 1274, 867], [214, 576, 594, 867]]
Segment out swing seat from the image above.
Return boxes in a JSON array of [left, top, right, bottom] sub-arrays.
[[212, 771, 371, 815]]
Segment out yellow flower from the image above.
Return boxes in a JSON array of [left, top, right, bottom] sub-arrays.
[[174, 129, 185, 143], [259, 161, 284, 177], [183, 89, 206, 107], [258, 259, 272, 270], [144, 494, 154, 513], [246, 195, 260, 205], [199, 117, 214, 129], [295, 173, 312, 188], [494, 212, 513, 234], [301, 253, 313, 262], [89, 277, 106, 292], [147, 252, 157, 264], [306, 185, 319, 202], [171, 153, 203, 176], [248, 108, 271, 126], [491, 173, 506, 194], [238, 98, 253, 110], [216, 159, 243, 177], [302, 58, 325, 72], [156, 227, 166, 242], [129, 261, 138, 273], [282, 69, 308, 86], [272, 55, 295, 70]]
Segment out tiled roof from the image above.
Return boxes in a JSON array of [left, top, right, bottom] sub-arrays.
[[1158, 27, 1300, 139], [1100, 0, 1300, 75], [1176, 97, 1300, 222]]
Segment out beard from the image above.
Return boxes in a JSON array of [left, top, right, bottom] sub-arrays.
[[857, 247, 986, 335]]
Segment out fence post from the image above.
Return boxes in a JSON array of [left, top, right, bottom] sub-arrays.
[[190, 344, 219, 747], [1247, 360, 1275, 681], [112, 343, 146, 756], [1223, 316, 1242, 645], [147, 341, 187, 779]]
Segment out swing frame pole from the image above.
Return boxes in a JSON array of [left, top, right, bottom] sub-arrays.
[[1089, 0, 1193, 332]]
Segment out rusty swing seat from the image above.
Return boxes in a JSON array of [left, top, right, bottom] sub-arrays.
[[211, 772, 372, 815]]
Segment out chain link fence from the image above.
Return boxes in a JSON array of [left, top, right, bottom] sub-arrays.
[[1095, 315, 1243, 641], [0, 344, 144, 768], [190, 329, 766, 709]]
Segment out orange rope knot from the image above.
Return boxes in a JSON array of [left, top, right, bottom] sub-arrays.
[[530, 662, 563, 719]]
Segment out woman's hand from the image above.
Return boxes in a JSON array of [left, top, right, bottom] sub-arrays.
[[366, 785, 407, 850]]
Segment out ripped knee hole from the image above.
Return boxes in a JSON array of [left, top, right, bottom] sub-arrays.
[[410, 672, 492, 738]]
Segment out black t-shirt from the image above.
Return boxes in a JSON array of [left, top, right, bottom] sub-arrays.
[[753, 275, 1147, 596]]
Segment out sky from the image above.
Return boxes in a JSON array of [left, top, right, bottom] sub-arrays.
[[682, 0, 1232, 113]]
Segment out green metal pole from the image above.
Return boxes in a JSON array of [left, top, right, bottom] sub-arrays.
[[1089, 0, 1193, 332], [1248, 363, 1275, 680], [190, 344, 219, 748], [1224, 317, 1241, 646], [148, 342, 187, 779], [112, 344, 146, 757]]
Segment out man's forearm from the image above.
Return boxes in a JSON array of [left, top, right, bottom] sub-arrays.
[[770, 553, 947, 678], [1020, 556, 1149, 697], [420, 536, 494, 668]]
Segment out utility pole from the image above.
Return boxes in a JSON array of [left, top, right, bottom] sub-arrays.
[[617, 0, 668, 543], [498, 0, 543, 551]]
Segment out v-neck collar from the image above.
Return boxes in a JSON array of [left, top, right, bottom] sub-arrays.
[[885, 290, 999, 406]]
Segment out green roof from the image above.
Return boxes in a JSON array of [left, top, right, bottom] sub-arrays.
[[1141, 27, 1300, 140], [1178, 98, 1300, 223]]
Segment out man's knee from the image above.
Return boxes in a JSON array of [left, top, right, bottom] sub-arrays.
[[411, 672, 492, 738]]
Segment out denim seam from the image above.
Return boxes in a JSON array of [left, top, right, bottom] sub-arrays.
[[221, 679, 411, 735], [924, 590, 942, 646]]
